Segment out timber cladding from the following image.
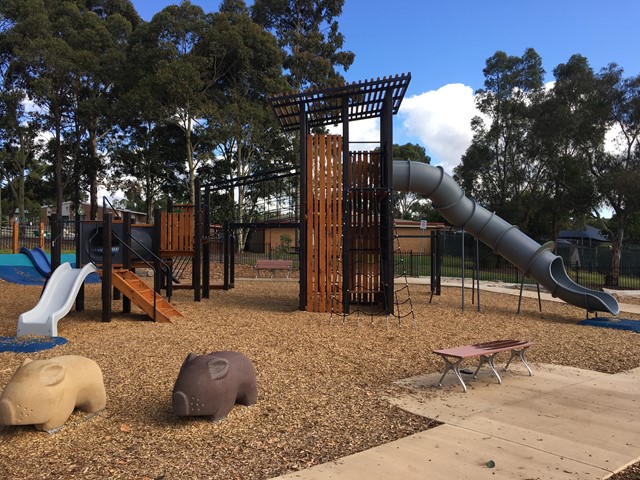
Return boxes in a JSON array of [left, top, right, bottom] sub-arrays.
[[160, 205, 195, 256], [306, 134, 343, 313], [305, 134, 385, 313], [349, 151, 381, 306]]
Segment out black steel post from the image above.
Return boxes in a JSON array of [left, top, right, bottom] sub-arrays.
[[299, 101, 307, 310], [436, 230, 443, 296], [223, 221, 230, 290], [203, 186, 211, 299], [193, 179, 202, 302], [475, 236, 480, 311], [50, 214, 61, 272], [341, 101, 351, 314], [380, 89, 394, 314], [122, 211, 132, 314], [102, 213, 112, 323], [75, 212, 84, 311], [153, 208, 162, 294], [229, 230, 235, 287], [461, 229, 465, 311]]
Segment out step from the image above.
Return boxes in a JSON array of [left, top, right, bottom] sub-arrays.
[[111, 270, 182, 323]]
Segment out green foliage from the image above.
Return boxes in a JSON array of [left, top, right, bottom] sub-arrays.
[[455, 48, 546, 233], [274, 233, 292, 258], [251, 0, 354, 90], [391, 143, 433, 221]]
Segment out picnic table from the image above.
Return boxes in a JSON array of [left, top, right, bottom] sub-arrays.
[[433, 339, 533, 393]]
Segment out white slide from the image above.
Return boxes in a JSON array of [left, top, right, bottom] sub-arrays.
[[17, 262, 98, 337]]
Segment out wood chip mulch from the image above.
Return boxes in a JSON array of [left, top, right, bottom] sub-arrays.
[[1, 273, 639, 480]]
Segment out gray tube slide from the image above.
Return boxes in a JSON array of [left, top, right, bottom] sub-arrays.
[[393, 160, 619, 315]]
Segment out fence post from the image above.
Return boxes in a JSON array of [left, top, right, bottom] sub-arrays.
[[12, 220, 18, 253], [39, 222, 45, 249]]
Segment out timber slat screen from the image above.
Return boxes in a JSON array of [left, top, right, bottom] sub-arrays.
[[349, 151, 381, 306], [306, 134, 343, 313], [270, 74, 411, 314], [161, 205, 195, 255], [270, 74, 411, 132]]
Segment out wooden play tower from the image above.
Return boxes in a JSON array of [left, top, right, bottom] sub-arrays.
[[270, 74, 411, 315]]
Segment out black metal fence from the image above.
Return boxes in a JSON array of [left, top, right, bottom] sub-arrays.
[[4, 222, 640, 290], [214, 245, 640, 291], [394, 251, 640, 291], [0, 221, 77, 253]]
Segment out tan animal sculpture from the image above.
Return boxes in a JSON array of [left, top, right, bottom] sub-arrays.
[[0, 355, 106, 431]]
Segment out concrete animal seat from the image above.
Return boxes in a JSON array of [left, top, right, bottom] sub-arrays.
[[172, 351, 257, 421], [0, 355, 106, 431]]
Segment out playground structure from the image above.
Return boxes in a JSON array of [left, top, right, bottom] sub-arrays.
[[208, 73, 620, 319], [15, 201, 210, 336], [392, 161, 620, 316], [14, 71, 621, 336], [264, 73, 619, 318]]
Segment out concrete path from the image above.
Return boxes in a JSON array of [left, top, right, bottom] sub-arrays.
[[272, 364, 640, 480]]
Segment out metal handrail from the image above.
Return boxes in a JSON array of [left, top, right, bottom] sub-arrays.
[[113, 231, 174, 314], [102, 197, 122, 219], [111, 234, 160, 322]]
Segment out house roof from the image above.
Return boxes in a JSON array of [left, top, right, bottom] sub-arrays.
[[557, 225, 609, 243]]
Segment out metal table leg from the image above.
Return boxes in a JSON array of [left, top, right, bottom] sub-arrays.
[[436, 355, 467, 393], [472, 353, 502, 384], [504, 347, 533, 376]]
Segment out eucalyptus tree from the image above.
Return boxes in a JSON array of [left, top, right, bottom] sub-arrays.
[[110, 121, 188, 219], [0, 0, 78, 216], [390, 143, 432, 220], [0, 91, 44, 222], [251, 0, 354, 90], [204, 0, 291, 250], [67, 0, 140, 219], [530, 55, 602, 242], [454, 49, 546, 234], [137, 1, 219, 204], [591, 65, 640, 286]]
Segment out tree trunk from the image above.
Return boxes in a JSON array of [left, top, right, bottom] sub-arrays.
[[235, 143, 245, 253], [186, 115, 195, 205], [89, 129, 99, 220], [606, 223, 624, 287], [55, 107, 63, 218]]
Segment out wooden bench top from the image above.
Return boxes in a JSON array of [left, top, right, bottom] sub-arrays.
[[433, 339, 533, 359]]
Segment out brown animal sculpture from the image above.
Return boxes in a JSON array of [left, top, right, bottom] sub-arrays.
[[172, 351, 257, 421], [0, 356, 106, 432]]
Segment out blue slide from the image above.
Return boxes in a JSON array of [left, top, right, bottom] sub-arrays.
[[19, 247, 52, 276], [393, 160, 619, 315]]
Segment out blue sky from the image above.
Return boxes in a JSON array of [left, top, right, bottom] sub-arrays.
[[132, 0, 640, 172]]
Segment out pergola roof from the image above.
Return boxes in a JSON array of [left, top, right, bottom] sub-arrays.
[[270, 73, 411, 132]]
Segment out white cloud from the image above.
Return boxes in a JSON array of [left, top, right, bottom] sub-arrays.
[[604, 122, 625, 155], [327, 117, 380, 151], [399, 83, 479, 174]]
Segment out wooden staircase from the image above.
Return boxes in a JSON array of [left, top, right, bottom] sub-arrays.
[[111, 269, 182, 323]]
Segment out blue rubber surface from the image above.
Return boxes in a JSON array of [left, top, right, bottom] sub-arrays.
[[579, 317, 640, 333], [0, 265, 100, 285], [0, 335, 68, 353], [0, 254, 99, 284]]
